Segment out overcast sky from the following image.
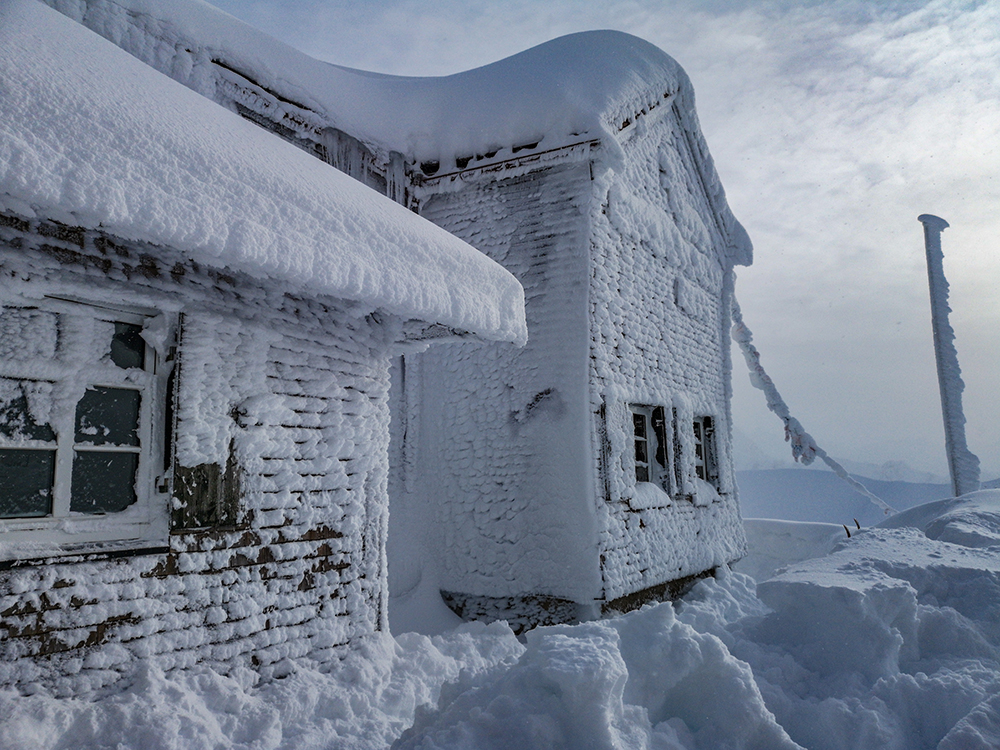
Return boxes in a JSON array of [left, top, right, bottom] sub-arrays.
[[208, 0, 999, 481]]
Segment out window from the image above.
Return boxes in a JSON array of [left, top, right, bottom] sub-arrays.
[[0, 300, 170, 549], [692, 415, 719, 489], [630, 405, 672, 491], [629, 405, 723, 499]]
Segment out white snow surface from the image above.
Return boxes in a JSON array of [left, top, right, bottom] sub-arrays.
[[41, 0, 751, 266], [5, 490, 1000, 749], [0, 0, 526, 345], [51, 0, 687, 165]]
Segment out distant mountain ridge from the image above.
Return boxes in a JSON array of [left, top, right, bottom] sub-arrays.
[[736, 468, 956, 527]]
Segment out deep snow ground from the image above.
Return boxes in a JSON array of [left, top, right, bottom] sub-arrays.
[[3, 490, 1000, 750]]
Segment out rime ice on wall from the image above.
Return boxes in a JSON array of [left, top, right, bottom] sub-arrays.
[[392, 97, 749, 618], [590, 104, 746, 603], [380, 24, 750, 617], [395, 159, 602, 606]]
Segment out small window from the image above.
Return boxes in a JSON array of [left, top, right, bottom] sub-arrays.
[[693, 415, 719, 488], [630, 405, 672, 491], [0, 300, 170, 549]]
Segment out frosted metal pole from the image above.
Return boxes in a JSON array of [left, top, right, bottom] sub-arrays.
[[918, 214, 980, 496]]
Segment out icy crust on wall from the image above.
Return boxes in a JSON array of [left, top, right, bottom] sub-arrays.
[[0, 0, 526, 346], [41, 0, 751, 267], [0, 217, 392, 694], [393, 161, 602, 604], [591, 110, 746, 602]]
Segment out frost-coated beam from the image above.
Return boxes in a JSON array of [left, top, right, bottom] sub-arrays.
[[918, 214, 981, 497]]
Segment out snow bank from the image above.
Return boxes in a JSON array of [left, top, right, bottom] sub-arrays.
[[0, 0, 526, 345], [736, 518, 845, 581], [394, 602, 797, 750], [4, 492, 1000, 748], [0, 622, 524, 750]]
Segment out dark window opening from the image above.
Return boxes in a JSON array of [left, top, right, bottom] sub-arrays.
[[631, 404, 673, 492], [693, 415, 719, 488], [632, 411, 650, 483], [111, 322, 145, 369]]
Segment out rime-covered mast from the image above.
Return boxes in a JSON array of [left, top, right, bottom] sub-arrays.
[[918, 214, 980, 496]]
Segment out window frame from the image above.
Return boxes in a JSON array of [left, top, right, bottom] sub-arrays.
[[629, 404, 676, 494], [627, 404, 725, 502], [692, 414, 720, 490], [0, 297, 172, 552]]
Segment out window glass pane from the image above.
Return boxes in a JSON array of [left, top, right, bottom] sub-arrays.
[[111, 322, 145, 370], [635, 439, 648, 465], [0, 378, 56, 442], [75, 387, 140, 446], [632, 412, 646, 439], [0, 449, 55, 517], [635, 462, 649, 483], [70, 451, 138, 513], [652, 406, 667, 468]]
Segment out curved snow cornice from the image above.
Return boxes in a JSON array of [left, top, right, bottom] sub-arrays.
[[319, 30, 690, 166], [0, 0, 527, 345], [46, 0, 752, 265]]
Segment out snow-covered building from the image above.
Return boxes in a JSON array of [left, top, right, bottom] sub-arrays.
[[382, 35, 755, 632], [21, 0, 754, 637], [0, 0, 524, 693]]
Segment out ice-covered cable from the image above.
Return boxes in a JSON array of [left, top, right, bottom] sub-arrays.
[[731, 297, 896, 516]]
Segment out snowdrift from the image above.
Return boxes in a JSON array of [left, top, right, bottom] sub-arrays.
[[4, 490, 1000, 749]]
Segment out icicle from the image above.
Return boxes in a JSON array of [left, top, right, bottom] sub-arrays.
[[731, 297, 896, 516]]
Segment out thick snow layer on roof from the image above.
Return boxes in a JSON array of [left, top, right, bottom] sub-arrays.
[[60, 0, 682, 161], [0, 0, 526, 344], [46, 0, 752, 265]]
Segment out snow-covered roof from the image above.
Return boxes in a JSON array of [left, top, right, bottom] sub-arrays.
[[0, 0, 527, 345], [44, 0, 752, 266]]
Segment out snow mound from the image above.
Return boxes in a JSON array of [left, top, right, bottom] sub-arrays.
[[878, 490, 1000, 548], [0, 0, 526, 344], [4, 493, 1000, 748], [0, 621, 525, 750], [6, 492, 1000, 748], [394, 602, 798, 750]]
